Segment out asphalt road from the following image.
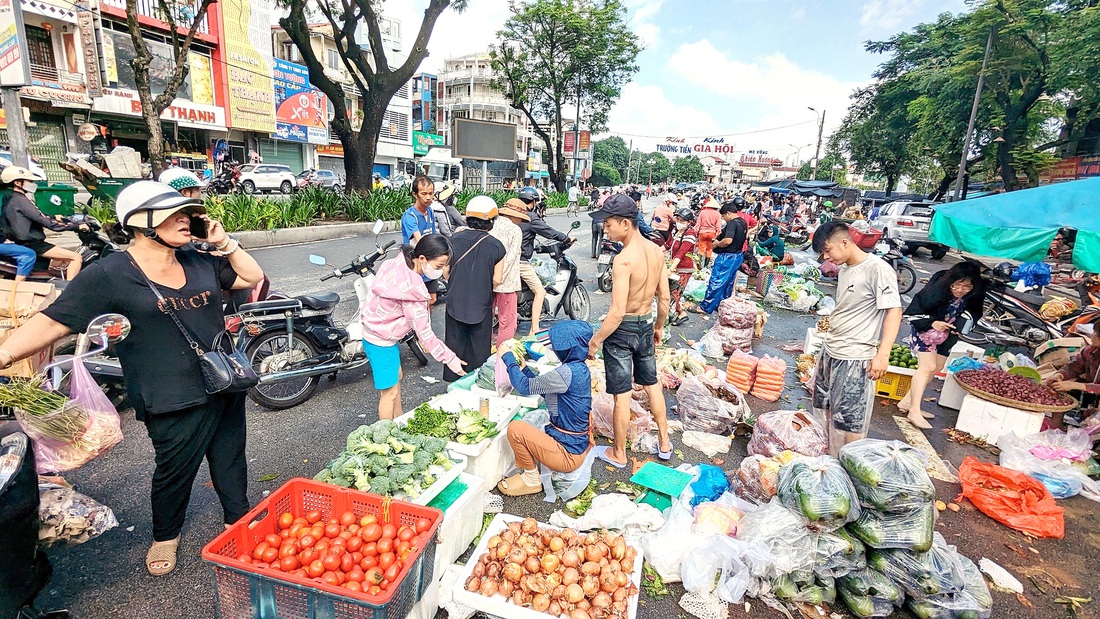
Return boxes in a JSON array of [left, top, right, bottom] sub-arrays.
[[35, 198, 1097, 619]]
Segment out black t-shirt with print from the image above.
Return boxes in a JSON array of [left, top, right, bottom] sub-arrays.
[[446, 229, 506, 324], [714, 217, 748, 255], [43, 248, 239, 419]]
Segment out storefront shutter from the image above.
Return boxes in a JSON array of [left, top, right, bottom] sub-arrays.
[[258, 139, 304, 172]]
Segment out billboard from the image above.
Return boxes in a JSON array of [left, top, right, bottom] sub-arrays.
[[412, 130, 444, 156], [273, 58, 327, 145], [656, 136, 736, 156], [220, 0, 275, 132], [0, 0, 30, 87], [563, 130, 590, 157], [452, 117, 516, 162]]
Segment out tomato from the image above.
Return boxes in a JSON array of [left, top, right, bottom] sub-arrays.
[[360, 515, 378, 527], [335, 570, 346, 585], [265, 533, 282, 547], [345, 536, 363, 553], [339, 530, 353, 541], [369, 585, 381, 595], [322, 572, 339, 586], [339, 511, 357, 527], [279, 543, 298, 558], [322, 553, 341, 572], [347, 568, 365, 583], [351, 551, 364, 565], [378, 552, 395, 570], [340, 554, 356, 573], [305, 510, 322, 525], [395, 541, 410, 557], [291, 569, 307, 578], [307, 560, 324, 578], [237, 555, 252, 564], [364, 567, 384, 585], [348, 524, 360, 534], [396, 527, 414, 542], [381, 524, 397, 540], [310, 525, 324, 539], [261, 546, 279, 563], [290, 525, 305, 539], [384, 563, 400, 582], [328, 544, 345, 558], [293, 516, 308, 527], [278, 512, 294, 530], [362, 542, 377, 556], [360, 524, 382, 543], [314, 539, 330, 554], [280, 529, 291, 539], [343, 581, 363, 592], [415, 517, 432, 533], [360, 555, 378, 570], [280, 556, 299, 571], [299, 534, 316, 549], [324, 523, 341, 539], [328, 517, 340, 526], [251, 542, 270, 561], [376, 538, 393, 554]]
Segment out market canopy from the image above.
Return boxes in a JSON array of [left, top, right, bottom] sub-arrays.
[[929, 177, 1100, 272]]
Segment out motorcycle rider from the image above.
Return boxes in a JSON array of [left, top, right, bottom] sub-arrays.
[[432, 183, 467, 237], [516, 186, 571, 335], [0, 166, 88, 280]]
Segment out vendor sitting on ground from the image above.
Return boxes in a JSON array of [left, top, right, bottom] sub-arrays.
[[1046, 318, 1100, 419], [757, 218, 787, 262], [496, 320, 594, 496]]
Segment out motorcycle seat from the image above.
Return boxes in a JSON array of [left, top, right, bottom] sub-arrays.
[[1005, 287, 1045, 307], [297, 291, 340, 310], [239, 298, 303, 313]]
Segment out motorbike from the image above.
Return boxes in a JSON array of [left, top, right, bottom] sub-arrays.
[[518, 220, 590, 323], [229, 223, 428, 410], [873, 237, 919, 295], [0, 213, 119, 283], [207, 164, 241, 195], [596, 235, 620, 293]]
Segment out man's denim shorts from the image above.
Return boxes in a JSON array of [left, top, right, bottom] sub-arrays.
[[602, 317, 658, 395]]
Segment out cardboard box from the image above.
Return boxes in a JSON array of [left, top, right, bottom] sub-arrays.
[[0, 280, 59, 377], [1034, 337, 1087, 369], [1036, 362, 1060, 382]]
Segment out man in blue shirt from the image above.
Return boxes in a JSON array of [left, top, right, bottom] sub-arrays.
[[400, 174, 440, 303]]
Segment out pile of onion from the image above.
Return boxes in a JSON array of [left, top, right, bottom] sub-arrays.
[[464, 517, 639, 619]]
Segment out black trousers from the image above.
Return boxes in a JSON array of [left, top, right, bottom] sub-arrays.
[[143, 393, 249, 542], [443, 312, 494, 382]]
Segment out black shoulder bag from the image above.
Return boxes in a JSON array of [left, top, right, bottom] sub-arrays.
[[127, 254, 259, 395]]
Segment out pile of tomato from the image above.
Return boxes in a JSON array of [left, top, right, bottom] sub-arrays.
[[236, 509, 434, 596]]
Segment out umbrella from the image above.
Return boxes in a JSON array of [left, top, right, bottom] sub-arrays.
[[930, 177, 1100, 272]]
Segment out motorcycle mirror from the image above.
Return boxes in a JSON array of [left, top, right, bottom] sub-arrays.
[[86, 313, 131, 344], [309, 254, 327, 266], [372, 220, 384, 235], [570, 221, 581, 230]]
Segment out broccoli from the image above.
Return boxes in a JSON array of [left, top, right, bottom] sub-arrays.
[[423, 437, 446, 454], [389, 464, 417, 485], [369, 476, 394, 496], [393, 451, 415, 465], [433, 451, 455, 470], [352, 470, 372, 492], [400, 479, 423, 499], [388, 437, 416, 454], [367, 454, 391, 477], [418, 471, 436, 487], [412, 450, 433, 472], [314, 469, 333, 483], [330, 474, 353, 488], [371, 420, 397, 443]]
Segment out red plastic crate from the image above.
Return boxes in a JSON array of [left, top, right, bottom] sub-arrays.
[[849, 227, 884, 250], [202, 478, 443, 619]]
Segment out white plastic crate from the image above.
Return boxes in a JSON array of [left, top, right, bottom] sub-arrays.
[[954, 393, 1045, 446], [432, 472, 488, 576], [408, 453, 467, 507], [464, 428, 517, 487], [471, 384, 541, 409]]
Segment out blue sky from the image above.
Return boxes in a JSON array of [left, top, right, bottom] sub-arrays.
[[390, 0, 969, 162]]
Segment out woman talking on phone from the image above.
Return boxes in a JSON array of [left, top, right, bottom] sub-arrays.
[[0, 181, 264, 576]]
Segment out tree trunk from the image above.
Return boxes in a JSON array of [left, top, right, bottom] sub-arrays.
[[146, 112, 166, 180], [931, 173, 956, 201], [885, 173, 897, 196]]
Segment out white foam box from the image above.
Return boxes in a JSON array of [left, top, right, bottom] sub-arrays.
[[805, 327, 823, 356], [432, 472, 488, 577], [471, 384, 541, 409], [937, 341, 988, 379], [954, 393, 1045, 446], [938, 371, 968, 410], [466, 428, 517, 488]]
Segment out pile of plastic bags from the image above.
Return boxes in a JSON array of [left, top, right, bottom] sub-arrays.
[[747, 409, 828, 458], [997, 428, 1100, 501], [841, 439, 937, 553], [733, 450, 799, 504], [699, 297, 759, 357], [677, 373, 750, 435], [777, 455, 861, 531]]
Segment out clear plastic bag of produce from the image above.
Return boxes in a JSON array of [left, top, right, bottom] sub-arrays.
[[839, 438, 936, 512], [640, 498, 697, 583], [733, 451, 799, 504], [776, 455, 861, 531], [771, 573, 837, 606], [530, 257, 557, 286], [748, 410, 827, 458], [697, 328, 728, 358], [848, 501, 935, 551], [813, 527, 867, 578], [906, 589, 992, 619], [678, 374, 749, 435], [717, 296, 758, 329], [997, 430, 1100, 502], [737, 498, 817, 579], [539, 446, 600, 503], [684, 275, 708, 303], [838, 587, 898, 618], [692, 492, 753, 537], [681, 534, 772, 603], [591, 391, 653, 441], [38, 482, 118, 546], [866, 533, 967, 597], [750, 355, 786, 402], [837, 567, 902, 614]]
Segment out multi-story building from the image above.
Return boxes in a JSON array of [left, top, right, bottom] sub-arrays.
[[438, 53, 535, 159]]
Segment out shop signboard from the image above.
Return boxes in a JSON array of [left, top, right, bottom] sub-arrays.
[[1076, 155, 1100, 179], [412, 130, 444, 156], [272, 58, 327, 145], [92, 87, 226, 130], [317, 143, 344, 157], [220, 0, 275, 132], [1050, 157, 1081, 183], [76, 4, 101, 97], [656, 136, 737, 156], [0, 0, 30, 87]]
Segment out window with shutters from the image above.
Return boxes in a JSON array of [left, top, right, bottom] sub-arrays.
[[25, 26, 55, 69], [380, 109, 409, 142]]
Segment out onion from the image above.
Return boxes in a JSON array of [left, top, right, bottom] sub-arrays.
[[565, 583, 585, 603], [525, 557, 541, 574], [585, 545, 604, 563], [497, 541, 513, 561], [612, 600, 627, 614], [502, 530, 516, 544], [592, 592, 612, 610], [487, 535, 502, 550], [562, 549, 581, 568], [580, 561, 601, 576], [508, 547, 528, 565], [600, 571, 618, 593], [541, 531, 554, 546], [624, 547, 637, 562], [608, 559, 621, 573], [562, 567, 580, 586], [550, 536, 565, 552], [615, 571, 629, 588], [522, 517, 538, 534], [508, 522, 522, 535], [546, 573, 562, 590], [504, 562, 524, 583], [611, 537, 626, 560], [581, 575, 600, 597], [465, 576, 481, 592], [532, 593, 551, 612], [479, 578, 498, 597], [512, 589, 528, 606], [577, 600, 591, 611], [612, 587, 627, 602], [570, 610, 591, 619], [552, 584, 566, 600], [585, 532, 599, 546], [548, 601, 563, 616], [487, 562, 501, 579], [499, 579, 515, 597], [542, 553, 561, 574], [478, 553, 491, 565], [473, 562, 485, 578], [620, 557, 634, 572]]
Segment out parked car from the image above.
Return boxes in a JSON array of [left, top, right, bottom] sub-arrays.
[[237, 164, 297, 194], [296, 169, 343, 192], [872, 199, 949, 259], [387, 174, 409, 189]]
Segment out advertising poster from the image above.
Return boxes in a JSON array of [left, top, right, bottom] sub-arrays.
[[220, 0, 275, 132], [272, 58, 327, 144]]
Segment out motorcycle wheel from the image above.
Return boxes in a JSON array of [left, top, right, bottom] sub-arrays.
[[246, 332, 320, 410], [896, 262, 918, 295], [566, 284, 591, 321], [402, 332, 429, 366], [598, 268, 613, 293]]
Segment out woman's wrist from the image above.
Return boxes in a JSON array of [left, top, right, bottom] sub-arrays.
[[215, 236, 233, 251], [0, 348, 14, 368]]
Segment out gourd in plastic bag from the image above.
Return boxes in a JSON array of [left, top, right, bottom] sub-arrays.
[[814, 527, 867, 578], [733, 451, 799, 504], [591, 391, 653, 441], [678, 374, 748, 435], [684, 275, 708, 303], [838, 587, 898, 618], [848, 501, 935, 552], [866, 533, 967, 597], [839, 438, 936, 512], [737, 498, 817, 579], [748, 409, 827, 457], [776, 456, 861, 531], [906, 591, 992, 619], [772, 572, 836, 606]]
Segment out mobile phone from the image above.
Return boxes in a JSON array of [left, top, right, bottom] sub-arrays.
[[189, 215, 209, 239]]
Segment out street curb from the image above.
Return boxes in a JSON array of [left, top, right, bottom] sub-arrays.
[[235, 207, 577, 249]]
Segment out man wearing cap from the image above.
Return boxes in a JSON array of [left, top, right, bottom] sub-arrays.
[[443, 196, 506, 382], [651, 193, 677, 244], [491, 199, 527, 347], [588, 195, 674, 466]]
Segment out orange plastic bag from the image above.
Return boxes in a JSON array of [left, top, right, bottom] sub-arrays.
[[957, 456, 1065, 539]]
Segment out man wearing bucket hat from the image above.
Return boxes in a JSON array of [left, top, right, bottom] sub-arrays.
[[443, 196, 506, 382], [0, 166, 88, 279]]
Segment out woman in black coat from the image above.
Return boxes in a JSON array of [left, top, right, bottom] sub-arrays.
[[898, 261, 986, 429]]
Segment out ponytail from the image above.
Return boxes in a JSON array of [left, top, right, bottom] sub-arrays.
[[402, 233, 452, 267]]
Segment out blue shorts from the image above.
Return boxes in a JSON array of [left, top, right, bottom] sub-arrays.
[[363, 341, 401, 390]]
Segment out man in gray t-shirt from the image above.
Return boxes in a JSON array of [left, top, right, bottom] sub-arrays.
[[811, 222, 903, 455]]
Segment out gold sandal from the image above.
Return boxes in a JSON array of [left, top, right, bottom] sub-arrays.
[[497, 474, 542, 497], [146, 536, 180, 576]]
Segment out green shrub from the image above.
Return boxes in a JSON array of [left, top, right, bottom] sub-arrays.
[[86, 197, 117, 225]]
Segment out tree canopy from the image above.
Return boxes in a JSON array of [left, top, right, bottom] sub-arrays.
[[671, 155, 706, 183]]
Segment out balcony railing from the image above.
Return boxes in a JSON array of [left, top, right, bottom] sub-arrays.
[[30, 64, 85, 88], [442, 68, 494, 82], [101, 0, 209, 34]]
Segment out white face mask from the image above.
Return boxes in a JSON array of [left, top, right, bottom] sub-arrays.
[[422, 262, 444, 280], [676, 222, 689, 230], [20, 180, 37, 195]]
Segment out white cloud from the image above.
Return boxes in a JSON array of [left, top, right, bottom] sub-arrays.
[[859, 0, 925, 32], [382, 0, 508, 73], [622, 0, 665, 47], [599, 83, 724, 152]]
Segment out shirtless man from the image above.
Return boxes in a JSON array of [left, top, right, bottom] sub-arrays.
[[588, 194, 673, 467]]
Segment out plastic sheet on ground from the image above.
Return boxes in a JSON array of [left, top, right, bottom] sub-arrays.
[[776, 455, 861, 531], [682, 430, 733, 458], [839, 438, 936, 513], [548, 492, 665, 536], [999, 429, 1100, 501], [748, 410, 827, 457], [958, 455, 1065, 538], [38, 482, 118, 546], [678, 374, 750, 436]]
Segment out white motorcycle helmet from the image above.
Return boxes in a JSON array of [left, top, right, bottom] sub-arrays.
[[159, 167, 207, 192], [115, 181, 204, 244]]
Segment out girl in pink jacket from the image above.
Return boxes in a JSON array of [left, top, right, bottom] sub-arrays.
[[360, 235, 466, 418]]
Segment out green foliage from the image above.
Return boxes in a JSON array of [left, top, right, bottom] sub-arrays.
[[590, 161, 622, 186], [86, 197, 116, 225], [670, 155, 706, 183], [592, 136, 630, 174], [629, 152, 672, 185]]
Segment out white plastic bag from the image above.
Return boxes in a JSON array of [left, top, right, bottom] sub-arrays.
[[640, 498, 698, 583], [540, 445, 600, 502], [998, 430, 1100, 502], [683, 430, 733, 457]]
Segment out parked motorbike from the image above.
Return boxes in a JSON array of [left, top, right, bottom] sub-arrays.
[[0, 213, 119, 283], [230, 223, 427, 409], [518, 220, 590, 323], [596, 236, 620, 293], [873, 237, 919, 295]]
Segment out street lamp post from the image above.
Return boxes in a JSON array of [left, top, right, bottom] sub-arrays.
[[807, 107, 825, 170], [788, 142, 812, 169]]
